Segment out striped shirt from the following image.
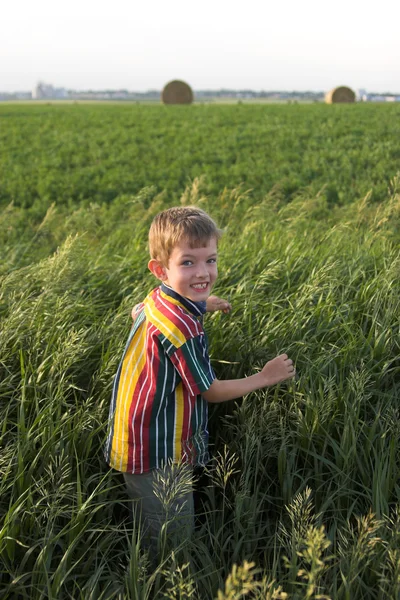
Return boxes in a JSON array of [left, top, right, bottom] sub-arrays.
[[105, 283, 215, 473]]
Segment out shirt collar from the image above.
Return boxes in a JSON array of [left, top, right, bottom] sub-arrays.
[[160, 283, 207, 317]]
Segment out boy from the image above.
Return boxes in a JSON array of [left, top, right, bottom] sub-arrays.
[[105, 206, 295, 554]]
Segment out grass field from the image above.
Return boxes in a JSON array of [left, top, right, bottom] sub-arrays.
[[0, 103, 399, 599]]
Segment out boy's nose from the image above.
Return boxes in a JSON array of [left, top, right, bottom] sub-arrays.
[[196, 263, 208, 277]]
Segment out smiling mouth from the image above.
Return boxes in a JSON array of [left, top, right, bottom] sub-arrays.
[[191, 283, 208, 290]]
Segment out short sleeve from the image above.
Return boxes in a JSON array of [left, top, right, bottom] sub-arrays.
[[168, 334, 215, 396]]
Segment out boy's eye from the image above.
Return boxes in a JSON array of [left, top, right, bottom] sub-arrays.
[[208, 258, 217, 263], [182, 260, 193, 266]]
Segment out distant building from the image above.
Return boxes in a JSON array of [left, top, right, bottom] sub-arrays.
[[358, 90, 400, 103], [32, 82, 68, 100], [0, 91, 32, 101]]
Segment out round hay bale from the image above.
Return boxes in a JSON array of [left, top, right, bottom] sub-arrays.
[[325, 86, 356, 104], [161, 80, 193, 105]]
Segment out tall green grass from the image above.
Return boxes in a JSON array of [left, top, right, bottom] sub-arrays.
[[1, 170, 399, 598]]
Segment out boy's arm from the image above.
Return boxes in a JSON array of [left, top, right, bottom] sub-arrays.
[[131, 303, 143, 323], [203, 354, 295, 403], [206, 295, 231, 314]]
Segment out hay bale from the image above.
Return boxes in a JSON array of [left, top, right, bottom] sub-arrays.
[[325, 86, 356, 104], [161, 80, 193, 105]]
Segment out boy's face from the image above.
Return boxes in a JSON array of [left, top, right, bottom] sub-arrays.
[[151, 237, 218, 302]]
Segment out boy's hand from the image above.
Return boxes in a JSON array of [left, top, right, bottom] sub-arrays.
[[206, 295, 232, 314], [261, 354, 295, 386], [131, 303, 142, 322]]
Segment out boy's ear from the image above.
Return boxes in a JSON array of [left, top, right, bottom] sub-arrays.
[[148, 258, 167, 281]]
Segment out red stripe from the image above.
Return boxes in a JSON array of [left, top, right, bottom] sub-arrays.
[[155, 289, 201, 340], [140, 335, 160, 472], [126, 325, 157, 472], [121, 289, 206, 473], [181, 386, 193, 461], [126, 360, 139, 473], [172, 347, 202, 396]]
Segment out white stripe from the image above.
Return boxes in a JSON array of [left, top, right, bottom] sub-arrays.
[[105, 360, 122, 457], [155, 359, 169, 467], [202, 400, 209, 461], [199, 401, 205, 461], [185, 337, 212, 388], [108, 328, 135, 459], [195, 401, 204, 460], [199, 334, 215, 379], [115, 324, 146, 471], [172, 382, 176, 462], [164, 401, 168, 465], [158, 295, 197, 338], [129, 322, 156, 472], [161, 284, 204, 319], [132, 324, 158, 472], [164, 368, 176, 463], [183, 392, 193, 462], [146, 302, 183, 346], [175, 352, 195, 395], [183, 296, 204, 316], [165, 369, 178, 461]]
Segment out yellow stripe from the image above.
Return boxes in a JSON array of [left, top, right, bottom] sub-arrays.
[[159, 289, 187, 311], [145, 295, 187, 347], [111, 322, 147, 471], [174, 383, 184, 461]]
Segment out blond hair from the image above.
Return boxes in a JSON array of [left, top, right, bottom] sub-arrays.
[[149, 206, 222, 266]]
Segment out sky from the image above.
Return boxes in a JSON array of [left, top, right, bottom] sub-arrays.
[[2, 0, 399, 93]]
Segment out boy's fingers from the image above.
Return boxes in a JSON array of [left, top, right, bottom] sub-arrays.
[[208, 296, 231, 313], [218, 301, 231, 310]]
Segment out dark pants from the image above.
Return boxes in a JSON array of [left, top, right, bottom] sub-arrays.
[[123, 462, 194, 560]]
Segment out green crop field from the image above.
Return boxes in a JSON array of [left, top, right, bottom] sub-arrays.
[[1, 102, 400, 599]]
